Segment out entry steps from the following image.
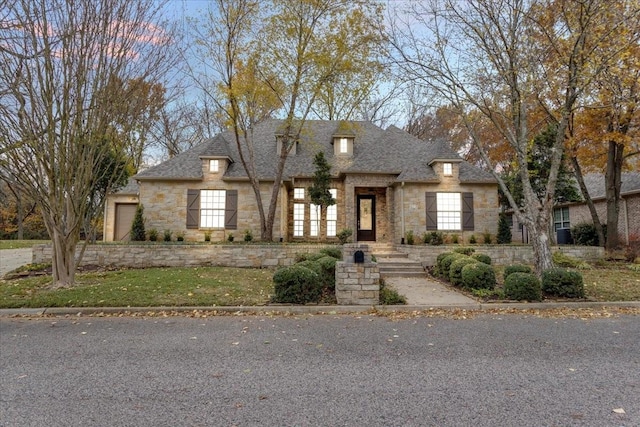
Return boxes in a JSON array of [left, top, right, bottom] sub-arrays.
[[370, 243, 427, 278]]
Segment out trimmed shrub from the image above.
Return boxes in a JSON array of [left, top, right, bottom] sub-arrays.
[[337, 228, 353, 244], [542, 268, 585, 298], [440, 253, 468, 280], [435, 252, 455, 277], [504, 272, 542, 301], [429, 231, 444, 245], [461, 262, 496, 290], [294, 252, 325, 263], [454, 247, 475, 256], [504, 264, 532, 279], [571, 222, 605, 246], [272, 265, 322, 304], [449, 256, 477, 286], [472, 253, 492, 265], [296, 260, 323, 275], [319, 247, 342, 260], [243, 229, 253, 242], [552, 251, 591, 269]]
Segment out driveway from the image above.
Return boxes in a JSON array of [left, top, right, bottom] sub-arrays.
[[0, 248, 33, 277]]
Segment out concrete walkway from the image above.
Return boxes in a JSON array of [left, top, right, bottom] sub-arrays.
[[0, 248, 32, 277], [384, 276, 479, 307]]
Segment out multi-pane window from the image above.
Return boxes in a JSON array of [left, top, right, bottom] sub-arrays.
[[201, 190, 226, 228], [293, 203, 305, 237], [443, 162, 453, 176], [310, 204, 320, 236], [327, 189, 337, 237], [554, 207, 570, 231], [436, 192, 461, 230], [294, 188, 305, 200], [209, 159, 219, 172]]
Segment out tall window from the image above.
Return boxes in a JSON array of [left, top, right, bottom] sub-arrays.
[[436, 193, 461, 230], [327, 189, 337, 237], [310, 204, 320, 236], [293, 203, 305, 237], [554, 207, 570, 231], [201, 190, 226, 228], [443, 162, 453, 176], [339, 138, 348, 153], [209, 159, 219, 172]]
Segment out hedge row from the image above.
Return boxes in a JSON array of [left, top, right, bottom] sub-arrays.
[[434, 252, 496, 290]]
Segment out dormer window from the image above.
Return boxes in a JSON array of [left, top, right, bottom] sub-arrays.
[[333, 136, 353, 156], [339, 138, 348, 153], [277, 136, 297, 156], [443, 162, 453, 176], [209, 159, 219, 173]]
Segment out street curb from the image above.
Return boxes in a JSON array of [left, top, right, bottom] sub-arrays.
[[1, 301, 639, 317]]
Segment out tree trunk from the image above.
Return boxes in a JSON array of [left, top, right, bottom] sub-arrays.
[[571, 156, 605, 246], [605, 141, 624, 250], [50, 230, 78, 288], [530, 226, 555, 276]]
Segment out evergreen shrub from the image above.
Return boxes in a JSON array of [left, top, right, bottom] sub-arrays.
[[440, 253, 468, 280], [272, 265, 322, 304], [461, 262, 496, 290], [472, 253, 492, 265], [504, 272, 542, 301], [541, 268, 585, 298], [435, 252, 455, 277], [130, 204, 146, 242], [449, 257, 477, 286], [504, 264, 532, 278]]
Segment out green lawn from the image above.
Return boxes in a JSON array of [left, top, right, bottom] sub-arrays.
[[0, 240, 50, 250], [0, 267, 274, 308]]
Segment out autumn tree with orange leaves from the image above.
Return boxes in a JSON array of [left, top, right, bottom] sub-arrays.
[[389, 0, 640, 275]]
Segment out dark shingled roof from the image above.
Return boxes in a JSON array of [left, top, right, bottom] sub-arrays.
[[582, 172, 640, 199], [134, 119, 496, 184]]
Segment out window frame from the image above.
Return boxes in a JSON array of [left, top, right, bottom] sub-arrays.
[[293, 203, 305, 237], [209, 159, 219, 173], [554, 207, 570, 231], [326, 189, 337, 237], [294, 188, 305, 200], [436, 192, 462, 230], [443, 162, 453, 176], [200, 189, 226, 228]]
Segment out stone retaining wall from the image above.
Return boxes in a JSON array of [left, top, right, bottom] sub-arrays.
[[396, 244, 604, 267], [32, 244, 337, 269]]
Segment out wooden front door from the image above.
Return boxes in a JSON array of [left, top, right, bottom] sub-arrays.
[[357, 195, 375, 241]]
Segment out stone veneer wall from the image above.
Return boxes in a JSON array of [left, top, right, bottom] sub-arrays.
[[397, 244, 604, 267], [569, 194, 640, 246], [397, 182, 499, 245], [32, 244, 337, 269], [344, 174, 396, 243], [335, 244, 380, 305]]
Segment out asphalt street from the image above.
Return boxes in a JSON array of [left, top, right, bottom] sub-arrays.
[[1, 314, 638, 426]]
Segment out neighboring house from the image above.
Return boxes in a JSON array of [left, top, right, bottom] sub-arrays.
[[104, 119, 499, 244], [508, 172, 640, 245]]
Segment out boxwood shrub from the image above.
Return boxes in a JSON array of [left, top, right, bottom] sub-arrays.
[[440, 253, 468, 280], [471, 253, 492, 265], [319, 247, 342, 260], [449, 257, 477, 286], [461, 262, 496, 290], [504, 264, 532, 279], [454, 247, 475, 256], [272, 265, 322, 304], [541, 268, 585, 298], [504, 272, 542, 301], [435, 252, 455, 277]]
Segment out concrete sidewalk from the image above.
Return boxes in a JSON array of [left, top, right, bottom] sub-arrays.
[[384, 276, 479, 307], [0, 248, 32, 277]]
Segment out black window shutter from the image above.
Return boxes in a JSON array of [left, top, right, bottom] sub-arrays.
[[187, 189, 200, 229], [426, 192, 437, 230], [225, 190, 238, 230], [462, 192, 474, 231]]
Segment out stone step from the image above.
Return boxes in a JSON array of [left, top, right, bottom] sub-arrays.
[[374, 251, 409, 259], [380, 270, 428, 278]]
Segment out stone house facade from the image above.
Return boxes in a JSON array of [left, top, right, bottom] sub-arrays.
[[104, 119, 499, 244]]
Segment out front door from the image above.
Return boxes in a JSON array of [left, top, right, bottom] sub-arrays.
[[357, 195, 376, 241]]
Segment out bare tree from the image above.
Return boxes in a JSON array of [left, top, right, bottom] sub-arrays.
[[388, 0, 636, 274], [0, 0, 176, 286], [192, 0, 385, 241]]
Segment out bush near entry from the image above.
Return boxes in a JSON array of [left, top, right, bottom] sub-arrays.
[[439, 253, 468, 280], [504, 264, 532, 279], [504, 272, 542, 301], [461, 262, 496, 290], [471, 253, 492, 265], [449, 256, 478, 286], [434, 252, 455, 277], [542, 268, 585, 298], [272, 265, 323, 304]]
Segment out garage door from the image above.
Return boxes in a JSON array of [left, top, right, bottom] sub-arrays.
[[114, 203, 138, 241]]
